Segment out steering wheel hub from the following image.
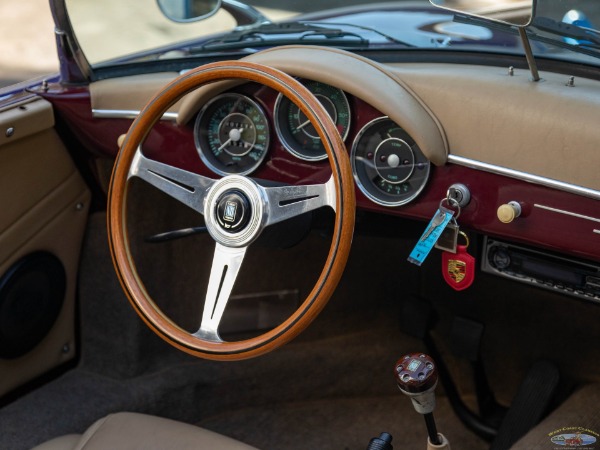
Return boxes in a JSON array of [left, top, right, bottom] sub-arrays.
[[203, 175, 265, 248]]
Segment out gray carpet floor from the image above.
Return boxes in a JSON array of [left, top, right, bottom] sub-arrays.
[[0, 210, 490, 449], [2, 201, 599, 449]]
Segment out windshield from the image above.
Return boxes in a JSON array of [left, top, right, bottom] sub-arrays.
[[66, 0, 394, 65], [63, 0, 600, 73], [529, 0, 600, 60]]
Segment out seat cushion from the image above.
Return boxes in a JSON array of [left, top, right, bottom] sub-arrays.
[[32, 412, 259, 450], [31, 435, 81, 450]]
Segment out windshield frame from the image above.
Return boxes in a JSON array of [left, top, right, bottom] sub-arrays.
[[50, 0, 89, 83]]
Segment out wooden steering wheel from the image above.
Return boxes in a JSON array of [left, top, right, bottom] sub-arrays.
[[108, 61, 355, 360]]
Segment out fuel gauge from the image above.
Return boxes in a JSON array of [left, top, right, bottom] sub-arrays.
[[351, 117, 430, 207]]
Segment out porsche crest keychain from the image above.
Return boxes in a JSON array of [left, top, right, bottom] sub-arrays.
[[442, 231, 475, 291]]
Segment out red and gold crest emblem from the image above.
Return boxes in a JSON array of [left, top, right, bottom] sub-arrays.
[[447, 259, 466, 283]]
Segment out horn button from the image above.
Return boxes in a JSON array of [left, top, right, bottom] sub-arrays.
[[215, 190, 251, 233], [204, 176, 266, 248]]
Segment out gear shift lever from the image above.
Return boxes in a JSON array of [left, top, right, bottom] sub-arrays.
[[395, 353, 451, 449]]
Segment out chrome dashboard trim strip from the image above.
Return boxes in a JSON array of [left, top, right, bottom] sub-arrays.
[[92, 109, 178, 121], [448, 155, 600, 201], [533, 204, 600, 224]]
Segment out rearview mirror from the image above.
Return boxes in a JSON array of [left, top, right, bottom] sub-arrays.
[[157, 0, 222, 23], [429, 0, 535, 27]]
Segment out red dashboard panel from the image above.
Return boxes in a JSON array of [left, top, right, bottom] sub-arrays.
[[43, 84, 600, 264]]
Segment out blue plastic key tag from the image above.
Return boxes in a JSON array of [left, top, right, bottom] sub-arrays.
[[408, 207, 455, 266]]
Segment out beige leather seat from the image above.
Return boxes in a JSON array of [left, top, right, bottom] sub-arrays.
[[32, 412, 259, 450]]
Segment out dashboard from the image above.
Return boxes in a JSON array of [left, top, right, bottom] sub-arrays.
[[40, 46, 600, 283]]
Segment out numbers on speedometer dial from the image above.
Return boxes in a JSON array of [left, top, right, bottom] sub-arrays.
[[351, 117, 430, 207], [194, 93, 270, 176], [274, 80, 351, 161]]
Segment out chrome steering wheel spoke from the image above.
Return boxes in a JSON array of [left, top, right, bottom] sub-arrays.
[[129, 148, 215, 214], [263, 176, 336, 226], [194, 243, 247, 342]]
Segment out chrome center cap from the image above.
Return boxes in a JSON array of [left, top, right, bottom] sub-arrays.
[[204, 175, 266, 248]]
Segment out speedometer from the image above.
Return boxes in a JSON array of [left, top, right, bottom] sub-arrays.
[[274, 80, 350, 161], [194, 93, 270, 176], [351, 117, 430, 207]]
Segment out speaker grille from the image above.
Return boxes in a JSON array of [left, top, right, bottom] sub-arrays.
[[0, 252, 66, 359]]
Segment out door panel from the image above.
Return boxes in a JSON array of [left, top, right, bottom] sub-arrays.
[[0, 96, 91, 396]]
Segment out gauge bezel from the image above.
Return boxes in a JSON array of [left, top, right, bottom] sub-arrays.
[[273, 81, 351, 162], [194, 93, 270, 176], [351, 116, 431, 207]]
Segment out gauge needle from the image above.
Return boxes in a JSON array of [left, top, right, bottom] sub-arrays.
[[296, 119, 311, 130], [218, 139, 232, 151]]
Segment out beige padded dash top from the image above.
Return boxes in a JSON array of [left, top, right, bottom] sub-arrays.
[[176, 45, 449, 166]]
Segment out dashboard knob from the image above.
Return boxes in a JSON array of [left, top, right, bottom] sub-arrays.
[[497, 201, 522, 223]]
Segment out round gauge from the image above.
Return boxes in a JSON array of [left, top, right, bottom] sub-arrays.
[[274, 80, 351, 161], [351, 117, 430, 207], [194, 93, 270, 176]]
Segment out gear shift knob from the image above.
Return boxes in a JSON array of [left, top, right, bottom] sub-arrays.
[[394, 353, 451, 448], [394, 353, 438, 414]]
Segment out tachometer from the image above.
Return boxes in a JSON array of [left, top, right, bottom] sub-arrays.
[[194, 93, 270, 175], [351, 117, 430, 207], [274, 80, 350, 161]]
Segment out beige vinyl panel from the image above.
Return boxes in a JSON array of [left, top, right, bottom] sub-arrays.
[[0, 97, 91, 396], [389, 63, 600, 192], [90, 72, 179, 113], [87, 52, 600, 192]]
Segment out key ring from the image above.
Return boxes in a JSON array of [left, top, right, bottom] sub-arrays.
[[439, 197, 461, 220], [458, 231, 470, 248]]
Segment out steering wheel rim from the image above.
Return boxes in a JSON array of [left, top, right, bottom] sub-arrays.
[[108, 61, 355, 360]]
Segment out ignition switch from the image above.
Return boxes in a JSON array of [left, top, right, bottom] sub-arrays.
[[447, 183, 471, 208]]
